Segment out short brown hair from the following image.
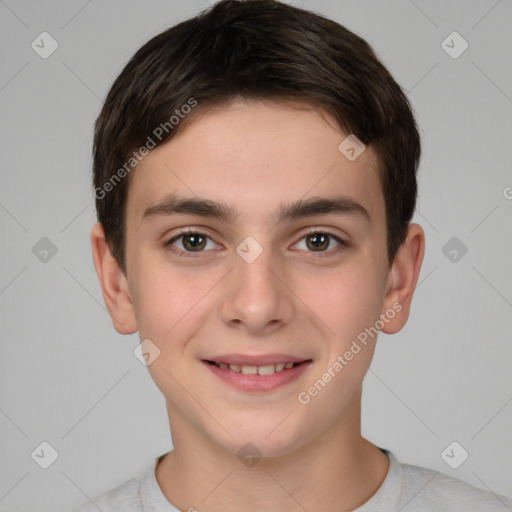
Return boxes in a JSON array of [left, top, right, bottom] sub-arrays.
[[93, 0, 420, 273]]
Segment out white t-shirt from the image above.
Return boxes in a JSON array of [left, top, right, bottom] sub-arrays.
[[73, 449, 512, 511]]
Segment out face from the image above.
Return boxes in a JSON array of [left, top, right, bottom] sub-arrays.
[[115, 99, 403, 457]]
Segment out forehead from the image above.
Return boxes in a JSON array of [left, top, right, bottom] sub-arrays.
[[126, 99, 384, 226]]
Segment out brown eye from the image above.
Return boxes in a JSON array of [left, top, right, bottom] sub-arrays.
[[305, 232, 330, 251], [165, 231, 217, 253], [293, 231, 346, 256], [181, 233, 207, 251]]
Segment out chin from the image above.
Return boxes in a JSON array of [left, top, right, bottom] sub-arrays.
[[210, 414, 313, 461]]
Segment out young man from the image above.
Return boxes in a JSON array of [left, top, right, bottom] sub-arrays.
[[77, 0, 512, 510]]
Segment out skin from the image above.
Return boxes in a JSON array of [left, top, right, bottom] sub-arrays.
[[91, 98, 424, 511]]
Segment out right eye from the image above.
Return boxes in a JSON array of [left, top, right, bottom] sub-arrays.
[[164, 230, 219, 255]]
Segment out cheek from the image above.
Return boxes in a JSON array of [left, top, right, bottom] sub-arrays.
[[299, 260, 385, 349], [288, 262, 384, 409], [130, 260, 208, 339]]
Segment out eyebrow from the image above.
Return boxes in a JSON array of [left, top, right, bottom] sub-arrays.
[[141, 194, 370, 225]]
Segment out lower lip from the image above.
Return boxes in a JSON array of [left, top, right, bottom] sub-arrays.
[[203, 361, 311, 392]]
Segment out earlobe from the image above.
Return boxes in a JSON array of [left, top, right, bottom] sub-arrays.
[[380, 223, 425, 335], [90, 222, 138, 335]]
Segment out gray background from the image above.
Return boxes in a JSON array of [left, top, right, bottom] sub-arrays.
[[1, 0, 511, 510]]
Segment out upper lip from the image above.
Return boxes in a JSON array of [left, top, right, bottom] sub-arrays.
[[203, 353, 312, 366]]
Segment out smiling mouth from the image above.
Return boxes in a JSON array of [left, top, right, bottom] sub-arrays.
[[204, 360, 310, 375]]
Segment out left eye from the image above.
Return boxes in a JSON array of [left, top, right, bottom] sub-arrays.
[[294, 232, 343, 252], [166, 232, 218, 252]]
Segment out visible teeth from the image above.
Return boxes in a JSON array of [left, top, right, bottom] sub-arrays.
[[215, 363, 296, 375], [241, 365, 258, 374], [257, 364, 275, 375], [213, 361, 298, 373]]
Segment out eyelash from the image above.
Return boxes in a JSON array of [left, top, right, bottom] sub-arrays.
[[163, 228, 348, 259]]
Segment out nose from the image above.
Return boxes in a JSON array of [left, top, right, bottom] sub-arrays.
[[218, 242, 295, 336]]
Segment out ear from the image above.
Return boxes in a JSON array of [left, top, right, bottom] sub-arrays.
[[90, 222, 137, 335], [380, 223, 425, 334]]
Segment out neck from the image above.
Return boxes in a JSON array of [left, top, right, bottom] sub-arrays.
[[156, 390, 389, 512]]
